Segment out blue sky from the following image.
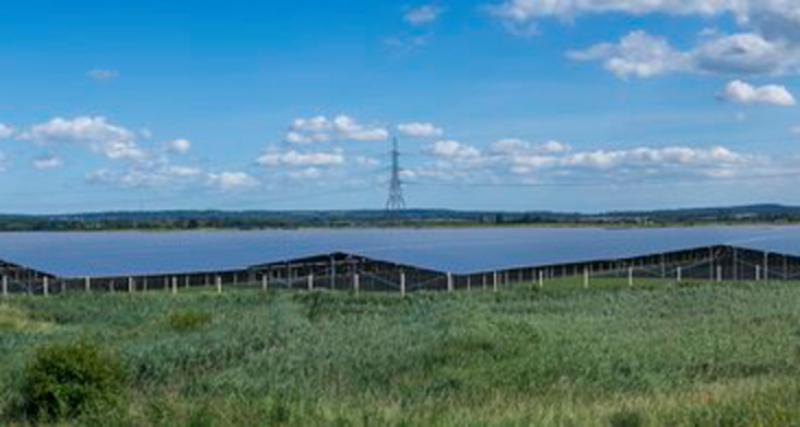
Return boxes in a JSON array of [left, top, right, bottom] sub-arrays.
[[2, 0, 800, 213]]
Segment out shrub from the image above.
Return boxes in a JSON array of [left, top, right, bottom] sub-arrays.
[[168, 310, 213, 332], [18, 341, 125, 420], [609, 410, 644, 427]]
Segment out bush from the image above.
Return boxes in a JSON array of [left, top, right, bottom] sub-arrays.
[[609, 410, 644, 427], [18, 341, 125, 420], [168, 310, 213, 332]]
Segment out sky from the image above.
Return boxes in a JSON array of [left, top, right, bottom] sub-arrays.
[[2, 0, 800, 213]]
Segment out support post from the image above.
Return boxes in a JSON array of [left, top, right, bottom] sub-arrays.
[[262, 274, 269, 293], [400, 272, 406, 297], [447, 273, 453, 293], [2, 276, 7, 298], [353, 273, 360, 296], [330, 257, 336, 290], [216, 276, 222, 294], [85, 277, 91, 293], [584, 268, 589, 289], [756, 265, 761, 282], [308, 273, 314, 291], [764, 252, 769, 281], [128, 277, 134, 293], [717, 266, 723, 283], [677, 267, 682, 282], [628, 267, 634, 287], [467, 276, 472, 291], [709, 247, 715, 281], [493, 272, 499, 292], [172, 277, 178, 294], [538, 270, 544, 289], [43, 277, 49, 297], [482, 274, 487, 290]]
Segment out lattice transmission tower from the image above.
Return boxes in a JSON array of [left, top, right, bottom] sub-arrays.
[[385, 135, 406, 213]]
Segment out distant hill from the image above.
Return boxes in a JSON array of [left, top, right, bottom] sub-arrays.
[[0, 204, 799, 231]]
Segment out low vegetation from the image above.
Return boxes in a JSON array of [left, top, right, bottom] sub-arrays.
[[1, 279, 799, 425]]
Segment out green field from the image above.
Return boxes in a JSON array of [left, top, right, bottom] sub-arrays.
[[2, 279, 800, 425]]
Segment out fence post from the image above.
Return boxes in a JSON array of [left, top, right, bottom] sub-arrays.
[[216, 276, 222, 294], [172, 277, 178, 294], [185, 276, 190, 290], [493, 272, 499, 292], [307, 274, 314, 291], [538, 270, 544, 289], [628, 267, 634, 287], [584, 268, 589, 289], [756, 265, 761, 282], [128, 277, 134, 293], [353, 273, 360, 296], [716, 266, 723, 283], [85, 277, 91, 293], [262, 274, 269, 293], [677, 267, 682, 282], [400, 272, 406, 297], [764, 252, 769, 281], [2, 275, 7, 298], [482, 274, 487, 290], [447, 273, 453, 293], [467, 276, 472, 291], [43, 277, 49, 297]]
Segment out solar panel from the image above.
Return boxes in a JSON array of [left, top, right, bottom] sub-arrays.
[[0, 226, 799, 277]]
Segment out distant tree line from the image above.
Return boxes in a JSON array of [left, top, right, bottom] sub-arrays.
[[1, 205, 799, 231]]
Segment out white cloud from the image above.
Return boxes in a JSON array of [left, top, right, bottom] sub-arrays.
[[86, 69, 119, 82], [87, 162, 207, 189], [570, 30, 800, 78], [693, 33, 791, 75], [331, 115, 389, 141], [167, 138, 192, 153], [487, 1, 799, 28], [0, 124, 14, 139], [557, 146, 748, 170], [404, 5, 443, 25], [21, 116, 135, 146], [206, 172, 259, 191], [416, 136, 759, 182], [397, 122, 444, 138], [19, 116, 152, 162], [167, 165, 202, 177], [355, 155, 380, 169], [720, 80, 796, 106], [491, 138, 572, 155], [289, 167, 323, 180], [495, 1, 800, 78], [285, 114, 388, 143], [32, 155, 63, 170], [256, 148, 346, 167], [568, 31, 689, 79], [102, 140, 148, 162], [427, 140, 482, 160]]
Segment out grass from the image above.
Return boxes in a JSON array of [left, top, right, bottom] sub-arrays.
[[1, 278, 799, 425]]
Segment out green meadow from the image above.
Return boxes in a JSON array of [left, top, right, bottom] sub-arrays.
[[1, 278, 799, 425]]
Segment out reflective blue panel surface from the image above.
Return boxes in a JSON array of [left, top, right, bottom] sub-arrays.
[[0, 226, 798, 277]]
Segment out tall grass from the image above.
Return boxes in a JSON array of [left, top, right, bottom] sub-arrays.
[[1, 280, 799, 425]]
